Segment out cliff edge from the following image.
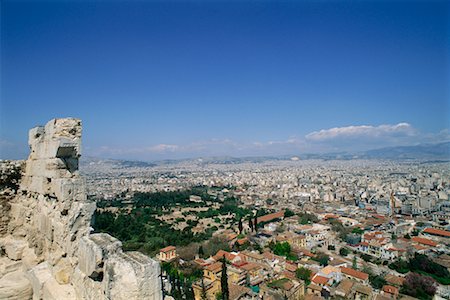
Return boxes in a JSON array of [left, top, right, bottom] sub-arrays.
[[0, 118, 162, 300]]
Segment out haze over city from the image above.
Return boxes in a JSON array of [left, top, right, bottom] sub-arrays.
[[1, 1, 449, 160]]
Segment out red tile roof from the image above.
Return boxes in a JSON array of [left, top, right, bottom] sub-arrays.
[[382, 285, 399, 295], [312, 275, 329, 285], [257, 210, 285, 223], [411, 236, 438, 247], [340, 267, 369, 281], [423, 228, 450, 237], [160, 245, 176, 252], [213, 250, 236, 261]]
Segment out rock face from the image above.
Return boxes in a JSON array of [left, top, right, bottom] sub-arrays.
[[0, 118, 162, 300]]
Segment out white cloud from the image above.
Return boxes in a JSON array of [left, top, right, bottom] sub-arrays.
[[306, 123, 416, 141]]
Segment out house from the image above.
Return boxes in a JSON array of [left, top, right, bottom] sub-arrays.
[[340, 267, 369, 284], [261, 278, 305, 300], [193, 262, 222, 300], [353, 284, 373, 300], [381, 285, 399, 299], [159, 245, 177, 262], [423, 227, 450, 238], [335, 279, 354, 298]]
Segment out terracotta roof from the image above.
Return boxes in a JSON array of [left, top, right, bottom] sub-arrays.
[[239, 262, 262, 271], [382, 285, 399, 295], [257, 210, 285, 223], [423, 227, 450, 237], [229, 283, 251, 300], [340, 267, 369, 281], [285, 262, 297, 272], [205, 262, 222, 272], [213, 250, 236, 261], [237, 238, 248, 245], [411, 236, 438, 247], [336, 279, 354, 295], [160, 246, 176, 252], [312, 275, 329, 285]]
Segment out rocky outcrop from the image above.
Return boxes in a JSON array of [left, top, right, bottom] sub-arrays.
[[0, 118, 162, 300]]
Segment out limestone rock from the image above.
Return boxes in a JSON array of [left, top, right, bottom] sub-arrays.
[[4, 239, 27, 261], [0, 118, 162, 300], [0, 270, 33, 300]]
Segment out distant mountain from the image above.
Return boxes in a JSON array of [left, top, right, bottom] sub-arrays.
[[362, 142, 450, 160], [80, 142, 450, 169]]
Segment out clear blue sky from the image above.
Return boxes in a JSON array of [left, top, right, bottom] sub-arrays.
[[1, 0, 449, 160]]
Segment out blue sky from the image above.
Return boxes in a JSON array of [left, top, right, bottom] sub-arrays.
[[1, 0, 449, 160]]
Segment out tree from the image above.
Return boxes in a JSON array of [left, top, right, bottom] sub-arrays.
[[352, 256, 357, 270], [273, 242, 291, 257], [284, 209, 295, 218], [238, 218, 243, 234], [401, 273, 437, 300], [313, 253, 329, 266], [198, 245, 204, 258], [201, 277, 208, 300], [296, 267, 312, 285], [339, 247, 349, 257], [254, 216, 258, 232], [220, 255, 229, 300], [249, 218, 254, 232]]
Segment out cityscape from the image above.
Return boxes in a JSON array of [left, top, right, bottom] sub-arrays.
[[1, 1, 449, 300]]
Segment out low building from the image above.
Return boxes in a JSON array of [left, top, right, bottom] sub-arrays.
[[340, 267, 369, 284], [159, 245, 177, 262]]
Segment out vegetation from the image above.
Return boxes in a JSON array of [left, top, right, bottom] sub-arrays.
[[339, 247, 349, 256], [401, 273, 437, 300], [389, 254, 450, 284], [161, 262, 198, 300], [298, 212, 319, 225], [284, 209, 295, 218], [269, 241, 297, 261], [312, 252, 329, 266], [220, 256, 229, 300], [327, 245, 335, 251], [94, 187, 246, 255], [296, 267, 312, 285]]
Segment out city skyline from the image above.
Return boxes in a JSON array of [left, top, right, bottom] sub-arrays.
[[1, 1, 449, 160]]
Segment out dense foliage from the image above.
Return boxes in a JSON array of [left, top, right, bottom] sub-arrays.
[[295, 267, 312, 285], [389, 254, 450, 285], [298, 212, 319, 225], [94, 187, 248, 255], [401, 273, 437, 300]]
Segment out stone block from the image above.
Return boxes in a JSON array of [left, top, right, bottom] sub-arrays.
[[0, 270, 33, 300], [27, 262, 52, 300], [4, 239, 27, 261]]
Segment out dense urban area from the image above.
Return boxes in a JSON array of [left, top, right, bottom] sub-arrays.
[[82, 157, 450, 300]]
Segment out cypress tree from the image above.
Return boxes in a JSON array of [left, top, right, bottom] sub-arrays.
[[199, 245, 204, 258], [238, 218, 243, 234], [254, 215, 258, 232], [201, 277, 208, 300], [220, 255, 229, 300], [249, 218, 253, 232]]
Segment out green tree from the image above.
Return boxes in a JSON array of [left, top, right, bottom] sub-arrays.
[[273, 242, 291, 257], [295, 267, 312, 285], [339, 248, 350, 257], [254, 215, 258, 232], [198, 245, 204, 258], [249, 218, 254, 232], [352, 256, 357, 269], [238, 218, 243, 234], [284, 209, 295, 218], [220, 256, 229, 300]]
